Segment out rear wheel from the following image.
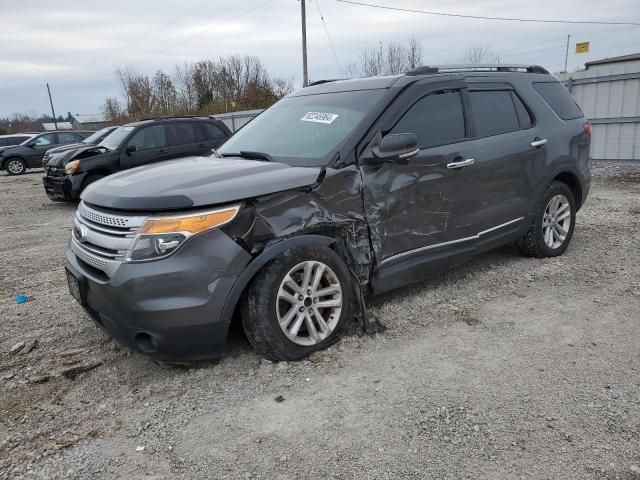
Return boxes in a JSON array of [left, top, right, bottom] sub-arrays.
[[241, 246, 353, 361], [517, 181, 576, 258], [5, 158, 26, 175]]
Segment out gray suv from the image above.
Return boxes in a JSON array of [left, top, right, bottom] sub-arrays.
[[65, 64, 591, 363]]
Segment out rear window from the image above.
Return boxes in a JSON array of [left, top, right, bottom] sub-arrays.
[[204, 123, 227, 140], [533, 82, 583, 120], [469, 90, 520, 137]]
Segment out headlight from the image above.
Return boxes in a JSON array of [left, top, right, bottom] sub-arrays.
[[125, 205, 240, 262], [65, 159, 80, 174]]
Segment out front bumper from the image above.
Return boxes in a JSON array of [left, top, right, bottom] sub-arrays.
[[43, 171, 85, 201], [66, 228, 252, 362]]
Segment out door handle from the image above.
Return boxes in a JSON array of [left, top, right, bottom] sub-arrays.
[[446, 158, 475, 170], [531, 138, 548, 148], [158, 149, 168, 154]]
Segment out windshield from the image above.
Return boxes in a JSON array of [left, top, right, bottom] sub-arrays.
[[218, 89, 385, 166], [18, 135, 36, 146], [82, 127, 113, 145], [98, 126, 134, 151]]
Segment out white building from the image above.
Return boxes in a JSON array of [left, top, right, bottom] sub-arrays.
[[563, 53, 640, 162]]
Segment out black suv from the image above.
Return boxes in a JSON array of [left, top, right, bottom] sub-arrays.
[[43, 117, 231, 201], [65, 65, 591, 363], [1, 130, 92, 175]]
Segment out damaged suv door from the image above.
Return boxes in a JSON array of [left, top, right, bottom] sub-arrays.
[[360, 80, 480, 293]]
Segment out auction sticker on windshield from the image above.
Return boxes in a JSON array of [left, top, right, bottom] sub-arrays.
[[301, 112, 339, 124]]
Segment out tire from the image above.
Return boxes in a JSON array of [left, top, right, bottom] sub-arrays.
[[5, 158, 27, 175], [241, 246, 353, 361], [517, 181, 576, 258]]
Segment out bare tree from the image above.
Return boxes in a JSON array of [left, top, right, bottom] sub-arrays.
[[101, 97, 126, 124], [102, 55, 292, 121], [117, 68, 156, 119], [153, 71, 177, 115], [461, 46, 500, 64], [346, 37, 424, 77]]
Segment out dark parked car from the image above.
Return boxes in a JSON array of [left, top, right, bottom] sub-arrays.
[[43, 117, 231, 201], [1, 130, 92, 175], [41, 126, 118, 169], [65, 64, 590, 363], [0, 133, 37, 148]]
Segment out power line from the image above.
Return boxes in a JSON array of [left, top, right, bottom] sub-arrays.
[[499, 26, 640, 56], [312, 0, 344, 77], [90, 0, 214, 66], [149, 0, 275, 60], [333, 0, 640, 26]]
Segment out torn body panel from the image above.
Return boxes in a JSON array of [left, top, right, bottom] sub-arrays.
[[223, 165, 374, 288]]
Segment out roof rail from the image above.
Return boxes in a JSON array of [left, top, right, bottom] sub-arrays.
[[139, 115, 207, 121], [307, 79, 342, 86], [406, 64, 549, 76]]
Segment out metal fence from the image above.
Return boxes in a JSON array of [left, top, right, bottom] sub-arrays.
[[211, 109, 263, 133], [561, 59, 640, 162]]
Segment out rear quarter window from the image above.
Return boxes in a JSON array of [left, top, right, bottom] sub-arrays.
[[533, 82, 583, 120]]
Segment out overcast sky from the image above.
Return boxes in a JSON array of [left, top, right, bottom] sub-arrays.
[[1, 0, 639, 118]]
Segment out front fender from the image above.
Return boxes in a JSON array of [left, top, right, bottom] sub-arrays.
[[219, 234, 336, 326]]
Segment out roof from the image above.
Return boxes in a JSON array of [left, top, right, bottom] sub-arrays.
[[295, 64, 552, 96], [73, 114, 108, 124], [42, 122, 73, 131], [585, 53, 640, 69], [0, 133, 35, 138]]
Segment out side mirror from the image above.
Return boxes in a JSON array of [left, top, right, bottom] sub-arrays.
[[125, 144, 137, 154], [27, 142, 36, 149], [372, 133, 419, 163]]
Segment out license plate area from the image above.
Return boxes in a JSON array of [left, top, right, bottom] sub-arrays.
[[66, 268, 85, 305]]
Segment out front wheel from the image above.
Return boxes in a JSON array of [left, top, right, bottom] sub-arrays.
[[241, 246, 353, 361], [5, 158, 27, 175], [517, 181, 576, 258]]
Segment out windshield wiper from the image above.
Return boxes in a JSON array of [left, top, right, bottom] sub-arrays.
[[221, 151, 274, 162]]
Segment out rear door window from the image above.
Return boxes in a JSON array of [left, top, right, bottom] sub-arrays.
[[390, 91, 466, 149], [469, 90, 521, 137], [533, 82, 583, 120], [58, 132, 78, 144], [167, 123, 197, 145], [128, 125, 167, 150]]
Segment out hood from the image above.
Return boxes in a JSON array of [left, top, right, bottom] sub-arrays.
[[81, 156, 322, 211], [46, 144, 97, 168], [46, 142, 84, 156]]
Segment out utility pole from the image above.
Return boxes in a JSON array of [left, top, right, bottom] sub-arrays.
[[563, 34, 571, 75], [300, 0, 309, 87], [46, 83, 58, 131]]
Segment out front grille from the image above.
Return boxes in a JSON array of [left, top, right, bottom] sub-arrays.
[[71, 202, 147, 277]]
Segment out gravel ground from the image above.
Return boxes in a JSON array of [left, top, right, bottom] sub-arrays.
[[1, 163, 639, 479]]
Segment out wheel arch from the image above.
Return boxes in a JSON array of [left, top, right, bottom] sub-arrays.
[[1, 155, 26, 170], [551, 170, 583, 210], [219, 234, 338, 329]]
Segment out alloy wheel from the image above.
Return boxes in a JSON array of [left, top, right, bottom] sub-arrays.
[[276, 260, 343, 346], [542, 194, 571, 249], [7, 159, 25, 175]]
